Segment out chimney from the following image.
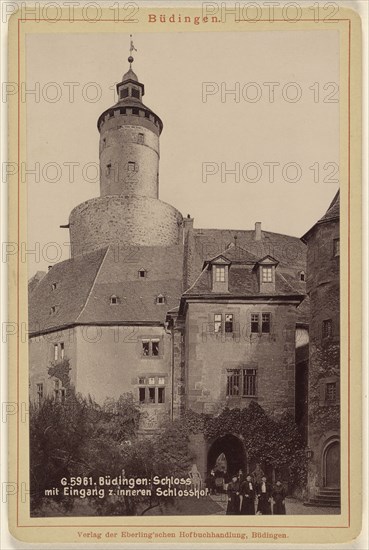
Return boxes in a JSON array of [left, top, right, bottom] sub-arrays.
[[254, 222, 262, 241]]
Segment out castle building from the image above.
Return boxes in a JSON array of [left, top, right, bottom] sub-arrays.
[[28, 52, 338, 490]]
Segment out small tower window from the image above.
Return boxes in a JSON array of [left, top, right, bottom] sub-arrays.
[[138, 269, 147, 278], [120, 88, 129, 99], [106, 163, 112, 176], [60, 342, 65, 359], [128, 161, 136, 172], [131, 88, 140, 99], [156, 294, 165, 305], [110, 295, 119, 305], [300, 271, 305, 282], [137, 133, 144, 144]]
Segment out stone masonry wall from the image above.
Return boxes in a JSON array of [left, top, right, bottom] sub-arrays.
[[69, 195, 183, 256], [185, 301, 297, 417]]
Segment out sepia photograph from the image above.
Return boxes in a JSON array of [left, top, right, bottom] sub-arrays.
[[5, 3, 363, 545], [26, 29, 340, 518]]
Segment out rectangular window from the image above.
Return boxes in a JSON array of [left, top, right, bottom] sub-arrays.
[[322, 319, 333, 338], [142, 339, 160, 357], [214, 314, 222, 333], [333, 238, 340, 257], [128, 161, 136, 172], [120, 88, 129, 99], [148, 387, 156, 403], [152, 340, 160, 356], [227, 369, 257, 397], [326, 382, 337, 402], [225, 314, 233, 333], [54, 380, 65, 402], [131, 88, 140, 99], [148, 377, 155, 385], [262, 266, 273, 282], [261, 313, 271, 333], [227, 369, 241, 396], [142, 341, 150, 356], [215, 266, 226, 282], [36, 383, 43, 403], [158, 377, 165, 385], [138, 377, 146, 385], [60, 342, 65, 359], [251, 314, 259, 333], [158, 387, 165, 404], [106, 163, 112, 176], [54, 344, 58, 361], [243, 369, 257, 396], [137, 133, 144, 144], [139, 387, 146, 403]]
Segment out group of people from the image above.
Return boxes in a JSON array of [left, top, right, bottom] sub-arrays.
[[206, 464, 287, 515]]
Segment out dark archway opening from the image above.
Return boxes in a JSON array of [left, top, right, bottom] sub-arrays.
[[207, 434, 246, 479]]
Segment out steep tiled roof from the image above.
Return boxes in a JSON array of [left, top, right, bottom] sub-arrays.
[[301, 191, 339, 242], [184, 247, 304, 299], [29, 245, 184, 334], [29, 248, 108, 334], [317, 190, 339, 223]]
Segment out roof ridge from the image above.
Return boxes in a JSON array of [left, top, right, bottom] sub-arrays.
[[75, 246, 110, 323]]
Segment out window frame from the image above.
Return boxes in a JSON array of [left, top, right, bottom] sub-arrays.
[[141, 338, 161, 358], [225, 314, 234, 333], [214, 314, 222, 333], [250, 312, 272, 334], [262, 266, 273, 283], [215, 266, 226, 283], [226, 368, 257, 398], [322, 319, 333, 339]]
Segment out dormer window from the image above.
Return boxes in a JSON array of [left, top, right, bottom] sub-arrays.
[[256, 256, 278, 292], [138, 269, 147, 278], [156, 294, 165, 305], [51, 282, 57, 290], [215, 266, 225, 282], [209, 256, 231, 293], [110, 295, 120, 305], [299, 271, 306, 282], [50, 306, 57, 314], [262, 267, 273, 283]]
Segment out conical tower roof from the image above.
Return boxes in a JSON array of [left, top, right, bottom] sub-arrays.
[[301, 190, 340, 242]]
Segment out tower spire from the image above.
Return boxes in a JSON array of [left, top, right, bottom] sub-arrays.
[[128, 34, 137, 69]]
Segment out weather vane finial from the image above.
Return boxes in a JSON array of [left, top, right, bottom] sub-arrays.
[[128, 34, 137, 68]]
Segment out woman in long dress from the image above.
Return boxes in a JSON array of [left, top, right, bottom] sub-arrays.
[[272, 481, 286, 514]]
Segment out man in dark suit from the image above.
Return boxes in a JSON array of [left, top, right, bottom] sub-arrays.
[[240, 474, 255, 515], [256, 475, 272, 515]]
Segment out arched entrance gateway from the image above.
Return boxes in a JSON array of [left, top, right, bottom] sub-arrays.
[[207, 434, 246, 478], [323, 439, 340, 489]]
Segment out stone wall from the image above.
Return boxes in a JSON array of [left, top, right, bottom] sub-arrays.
[[184, 301, 297, 417], [99, 121, 159, 199], [69, 195, 183, 255]]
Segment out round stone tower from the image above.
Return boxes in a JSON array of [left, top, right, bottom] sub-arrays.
[[69, 52, 183, 256]]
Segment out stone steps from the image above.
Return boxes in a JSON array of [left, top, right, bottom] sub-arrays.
[[304, 488, 340, 508]]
